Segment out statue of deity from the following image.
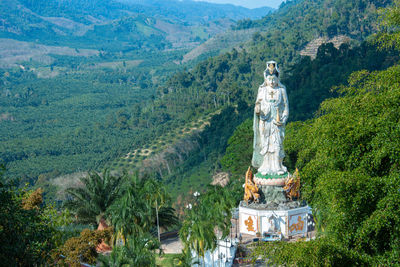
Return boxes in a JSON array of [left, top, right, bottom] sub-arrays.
[[252, 61, 289, 176]]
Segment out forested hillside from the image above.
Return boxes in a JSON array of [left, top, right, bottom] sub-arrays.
[[221, 40, 400, 178], [0, 0, 273, 191], [149, 0, 395, 199], [1, 0, 396, 205]]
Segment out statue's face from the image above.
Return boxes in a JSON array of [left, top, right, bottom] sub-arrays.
[[268, 63, 275, 71], [266, 75, 278, 87]]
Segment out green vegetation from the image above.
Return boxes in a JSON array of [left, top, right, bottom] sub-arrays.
[[235, 0, 388, 41], [156, 253, 180, 267], [52, 170, 178, 266], [0, 50, 184, 188], [0, 167, 77, 265], [2, 0, 394, 207], [1, 0, 271, 56], [178, 184, 238, 265], [250, 63, 400, 266], [220, 118, 253, 176], [283, 42, 400, 121], [57, 228, 113, 267], [0, 164, 180, 266], [143, 0, 396, 207], [98, 232, 160, 267], [161, 104, 252, 200], [64, 169, 125, 226], [0, 0, 273, 195], [240, 2, 400, 265], [161, 0, 395, 123]]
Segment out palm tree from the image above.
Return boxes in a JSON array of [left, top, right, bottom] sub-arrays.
[[124, 233, 159, 267], [180, 206, 217, 266], [108, 175, 153, 243], [156, 206, 179, 230], [142, 178, 179, 241], [64, 169, 126, 225], [109, 175, 179, 243], [142, 178, 166, 242], [98, 232, 159, 267], [179, 185, 236, 266], [201, 185, 235, 239]]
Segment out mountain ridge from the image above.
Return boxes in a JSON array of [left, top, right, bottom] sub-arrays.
[[1, 0, 274, 45], [0, 0, 274, 66]]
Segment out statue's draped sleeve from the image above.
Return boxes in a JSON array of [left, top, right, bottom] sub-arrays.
[[280, 85, 289, 124], [252, 86, 263, 168]]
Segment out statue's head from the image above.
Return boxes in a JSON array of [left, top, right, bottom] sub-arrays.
[[265, 75, 278, 88], [266, 60, 279, 78]]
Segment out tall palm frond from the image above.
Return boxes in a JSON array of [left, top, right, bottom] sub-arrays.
[[179, 207, 217, 258], [108, 175, 153, 241], [64, 169, 126, 225], [156, 206, 179, 229]]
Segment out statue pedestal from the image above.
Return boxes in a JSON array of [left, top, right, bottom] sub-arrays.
[[253, 172, 288, 186], [239, 200, 310, 238], [240, 171, 309, 238]]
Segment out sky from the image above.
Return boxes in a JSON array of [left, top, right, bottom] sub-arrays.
[[194, 0, 285, 9]]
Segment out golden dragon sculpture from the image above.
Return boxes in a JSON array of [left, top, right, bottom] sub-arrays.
[[283, 168, 301, 200], [244, 167, 260, 204]]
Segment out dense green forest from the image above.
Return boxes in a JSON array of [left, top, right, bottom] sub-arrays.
[[0, 50, 185, 184]]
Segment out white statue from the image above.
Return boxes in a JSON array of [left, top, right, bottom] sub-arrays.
[[252, 61, 289, 176]]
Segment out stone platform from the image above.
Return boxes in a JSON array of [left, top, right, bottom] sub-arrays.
[[239, 200, 310, 238]]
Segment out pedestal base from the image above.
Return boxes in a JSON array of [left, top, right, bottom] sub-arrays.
[[239, 201, 310, 238], [253, 172, 288, 186]]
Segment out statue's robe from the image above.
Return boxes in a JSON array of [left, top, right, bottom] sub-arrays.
[[252, 83, 289, 174]]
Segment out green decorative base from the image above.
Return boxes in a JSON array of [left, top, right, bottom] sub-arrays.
[[255, 172, 288, 179]]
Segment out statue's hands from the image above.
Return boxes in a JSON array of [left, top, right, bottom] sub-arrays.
[[255, 103, 261, 115], [273, 120, 283, 126]]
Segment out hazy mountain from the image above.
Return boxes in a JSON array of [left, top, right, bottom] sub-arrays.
[[0, 0, 274, 66], [0, 0, 274, 47], [116, 0, 274, 21]]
